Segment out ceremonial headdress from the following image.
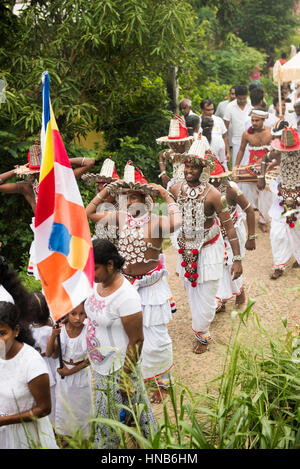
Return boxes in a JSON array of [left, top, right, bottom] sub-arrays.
[[271, 120, 289, 137], [156, 114, 194, 144], [271, 126, 300, 151], [15, 141, 41, 176], [81, 157, 119, 186], [176, 138, 215, 169], [109, 161, 159, 197], [209, 159, 232, 180]]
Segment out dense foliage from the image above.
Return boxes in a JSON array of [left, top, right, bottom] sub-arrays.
[[0, 0, 298, 269]]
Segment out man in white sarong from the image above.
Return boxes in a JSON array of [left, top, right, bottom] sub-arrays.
[[233, 109, 274, 232], [169, 141, 243, 354]]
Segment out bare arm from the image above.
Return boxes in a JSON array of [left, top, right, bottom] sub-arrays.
[[120, 311, 144, 397], [257, 150, 281, 191], [149, 183, 182, 235], [0, 374, 51, 427], [70, 157, 95, 180], [212, 190, 243, 280], [222, 131, 231, 161], [158, 150, 171, 189], [234, 132, 248, 167], [235, 190, 256, 251]]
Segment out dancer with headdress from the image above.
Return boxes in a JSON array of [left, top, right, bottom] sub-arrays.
[[157, 114, 208, 190], [0, 141, 95, 278], [169, 140, 243, 354], [83, 157, 120, 245], [258, 125, 300, 279], [209, 160, 256, 312], [86, 161, 181, 403]]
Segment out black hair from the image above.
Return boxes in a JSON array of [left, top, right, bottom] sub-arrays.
[[273, 96, 285, 106], [29, 291, 51, 326], [200, 98, 214, 110], [250, 88, 264, 106], [248, 83, 258, 92], [0, 256, 35, 346], [93, 239, 125, 271], [185, 114, 200, 135], [235, 85, 248, 97], [281, 52, 287, 59], [201, 116, 214, 144]]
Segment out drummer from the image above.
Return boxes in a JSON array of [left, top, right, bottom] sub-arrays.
[[233, 108, 274, 232]]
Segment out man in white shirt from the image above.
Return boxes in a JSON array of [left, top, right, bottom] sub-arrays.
[[215, 86, 236, 119], [224, 85, 252, 167], [200, 98, 231, 163]]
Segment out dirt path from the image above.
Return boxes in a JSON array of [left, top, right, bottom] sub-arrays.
[[151, 213, 300, 418]]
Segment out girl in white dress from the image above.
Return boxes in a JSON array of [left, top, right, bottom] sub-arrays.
[[29, 291, 57, 425], [0, 257, 57, 449], [46, 304, 93, 440]]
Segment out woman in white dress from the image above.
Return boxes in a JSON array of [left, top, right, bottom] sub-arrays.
[[0, 257, 57, 449], [84, 239, 157, 449]]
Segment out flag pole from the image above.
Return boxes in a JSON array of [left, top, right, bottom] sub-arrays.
[[278, 77, 282, 117], [56, 321, 65, 380]]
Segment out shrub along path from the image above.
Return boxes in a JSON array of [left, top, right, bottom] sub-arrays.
[[151, 212, 300, 420]]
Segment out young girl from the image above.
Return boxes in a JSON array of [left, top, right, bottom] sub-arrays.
[[0, 257, 57, 449], [46, 303, 93, 439], [29, 291, 57, 425]]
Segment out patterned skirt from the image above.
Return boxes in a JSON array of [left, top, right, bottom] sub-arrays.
[[93, 364, 157, 449]]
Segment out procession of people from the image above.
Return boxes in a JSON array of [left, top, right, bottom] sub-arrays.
[[0, 78, 300, 450]]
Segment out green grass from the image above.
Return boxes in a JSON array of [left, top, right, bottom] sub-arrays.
[[46, 299, 299, 450]]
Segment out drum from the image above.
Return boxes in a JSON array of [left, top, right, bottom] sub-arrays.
[[231, 163, 261, 183]]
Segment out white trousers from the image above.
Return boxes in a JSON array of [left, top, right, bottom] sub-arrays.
[[183, 278, 220, 339], [270, 217, 300, 269]]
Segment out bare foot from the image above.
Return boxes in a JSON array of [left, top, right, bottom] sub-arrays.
[[150, 387, 168, 404], [270, 269, 283, 280], [216, 303, 226, 313], [258, 222, 269, 233], [292, 261, 300, 269], [235, 290, 246, 308], [193, 341, 209, 354]]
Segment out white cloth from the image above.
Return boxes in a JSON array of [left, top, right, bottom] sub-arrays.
[[238, 182, 274, 223], [269, 178, 300, 268], [177, 229, 224, 338], [30, 325, 58, 425], [216, 207, 246, 302], [130, 265, 174, 382], [84, 278, 142, 376], [289, 112, 300, 135], [0, 343, 58, 449], [223, 100, 253, 145], [27, 217, 40, 280], [200, 114, 227, 137], [209, 133, 226, 164], [54, 323, 93, 437], [215, 100, 229, 119], [184, 279, 220, 337]]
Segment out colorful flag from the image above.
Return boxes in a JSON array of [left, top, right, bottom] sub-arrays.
[[34, 71, 94, 321]]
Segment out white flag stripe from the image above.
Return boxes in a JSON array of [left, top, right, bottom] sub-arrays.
[[34, 214, 54, 263], [62, 270, 93, 308], [54, 162, 83, 206]]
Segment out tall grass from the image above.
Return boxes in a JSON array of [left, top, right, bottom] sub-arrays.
[[87, 299, 299, 450]]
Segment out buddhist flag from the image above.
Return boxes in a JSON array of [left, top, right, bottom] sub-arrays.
[[34, 71, 94, 321]]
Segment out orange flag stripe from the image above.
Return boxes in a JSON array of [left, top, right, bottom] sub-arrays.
[[53, 193, 92, 245]]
